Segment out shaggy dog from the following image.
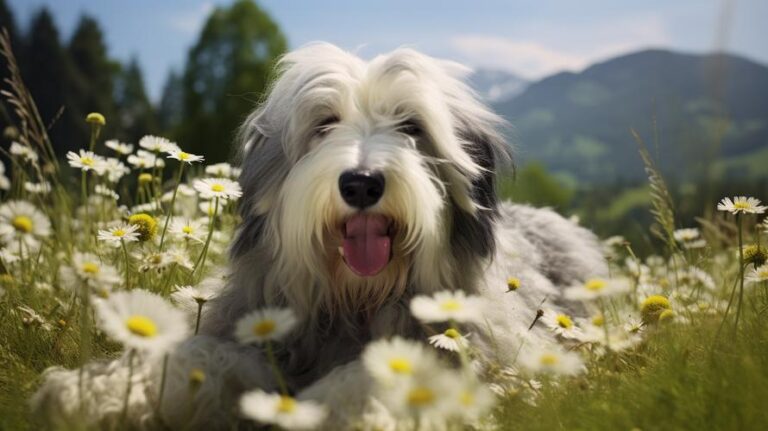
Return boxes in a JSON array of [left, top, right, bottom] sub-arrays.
[[33, 43, 606, 430]]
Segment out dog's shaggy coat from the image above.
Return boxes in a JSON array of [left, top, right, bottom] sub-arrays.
[[32, 43, 606, 430]]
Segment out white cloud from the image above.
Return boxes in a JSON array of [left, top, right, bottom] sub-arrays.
[[169, 2, 214, 35]]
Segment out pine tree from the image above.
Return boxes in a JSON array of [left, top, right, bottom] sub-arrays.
[[158, 70, 184, 133], [114, 57, 157, 143]]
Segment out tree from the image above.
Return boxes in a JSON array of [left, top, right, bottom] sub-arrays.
[[179, 0, 287, 160], [157, 70, 184, 132], [114, 57, 156, 142]]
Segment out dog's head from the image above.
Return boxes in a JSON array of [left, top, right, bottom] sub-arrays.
[[233, 43, 510, 318]]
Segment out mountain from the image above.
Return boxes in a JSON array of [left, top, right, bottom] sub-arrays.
[[468, 69, 528, 103], [492, 49, 768, 185]]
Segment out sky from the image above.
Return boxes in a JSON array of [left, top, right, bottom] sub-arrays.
[[7, 0, 768, 102]]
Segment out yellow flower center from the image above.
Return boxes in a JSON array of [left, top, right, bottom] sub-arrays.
[[179, 152, 190, 160], [388, 357, 412, 374], [540, 353, 559, 366], [592, 314, 605, 327], [444, 328, 461, 339], [733, 201, 750, 210], [126, 315, 158, 337], [407, 387, 435, 407], [440, 299, 462, 311], [81, 157, 95, 166], [182, 226, 193, 234], [113, 229, 126, 237], [585, 279, 606, 291], [211, 184, 225, 192], [138, 173, 153, 184], [277, 396, 296, 413], [81, 262, 100, 274], [460, 391, 474, 406], [189, 368, 206, 385], [11, 215, 33, 233], [556, 314, 573, 329], [253, 319, 276, 336], [507, 277, 520, 291]]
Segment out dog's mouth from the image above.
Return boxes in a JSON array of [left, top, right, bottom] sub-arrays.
[[340, 213, 394, 277]]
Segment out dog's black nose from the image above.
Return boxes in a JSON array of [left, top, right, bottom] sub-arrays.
[[339, 170, 385, 209]]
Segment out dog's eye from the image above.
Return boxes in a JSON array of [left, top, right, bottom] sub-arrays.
[[315, 116, 339, 136], [399, 120, 422, 136]]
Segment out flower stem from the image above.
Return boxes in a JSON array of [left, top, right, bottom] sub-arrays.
[[120, 349, 136, 429], [264, 341, 289, 395], [734, 214, 746, 332], [156, 354, 169, 415], [121, 239, 131, 289], [194, 300, 204, 335], [159, 163, 185, 251], [190, 198, 218, 282]]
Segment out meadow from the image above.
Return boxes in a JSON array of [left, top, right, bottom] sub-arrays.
[[1, 32, 768, 431]]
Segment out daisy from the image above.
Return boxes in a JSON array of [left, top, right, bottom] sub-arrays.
[[128, 150, 165, 169], [9, 141, 38, 163], [85, 112, 105, 126], [0, 200, 51, 247], [640, 295, 671, 323], [410, 290, 484, 324], [170, 218, 206, 243], [97, 224, 140, 247], [101, 157, 131, 182], [240, 390, 327, 430], [93, 290, 188, 355], [167, 148, 204, 164], [24, 181, 52, 195], [165, 246, 194, 270], [234, 307, 298, 344], [94, 184, 120, 201], [171, 283, 220, 314], [517, 344, 585, 376], [139, 135, 180, 153], [380, 369, 458, 422], [506, 276, 521, 292], [673, 228, 700, 243], [128, 213, 158, 242], [138, 251, 174, 273], [66, 150, 104, 173], [61, 252, 121, 289], [746, 264, 768, 284], [193, 178, 243, 201], [682, 239, 706, 249], [428, 328, 470, 352], [105, 139, 134, 155], [541, 309, 584, 340], [363, 336, 439, 384], [205, 162, 234, 178], [454, 377, 496, 422], [564, 277, 630, 301], [717, 196, 767, 215]]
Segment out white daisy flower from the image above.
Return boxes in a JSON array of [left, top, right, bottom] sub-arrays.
[[61, 252, 122, 289], [428, 328, 470, 352], [138, 251, 174, 273], [0, 161, 9, 190], [165, 246, 194, 270], [128, 150, 165, 169], [193, 178, 242, 201], [379, 368, 459, 423], [205, 162, 234, 178], [0, 248, 19, 265], [167, 148, 204, 164], [454, 377, 496, 422], [101, 157, 131, 182], [93, 290, 188, 355], [682, 239, 707, 249], [94, 184, 120, 201], [541, 309, 584, 340], [97, 224, 140, 247], [746, 264, 768, 284], [171, 282, 220, 314], [363, 336, 439, 385], [24, 181, 51, 195], [673, 228, 700, 243], [130, 201, 161, 214], [170, 218, 206, 243], [410, 290, 484, 324], [139, 135, 180, 153], [564, 277, 630, 301], [0, 200, 51, 247], [105, 139, 134, 155], [517, 344, 585, 376], [240, 390, 327, 430], [234, 307, 298, 344], [717, 196, 767, 215], [66, 150, 104, 173], [198, 200, 221, 218], [10, 141, 38, 163]]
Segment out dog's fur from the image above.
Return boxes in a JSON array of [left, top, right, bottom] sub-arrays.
[[32, 43, 606, 430]]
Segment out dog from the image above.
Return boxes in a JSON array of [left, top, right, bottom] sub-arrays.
[[33, 43, 606, 430]]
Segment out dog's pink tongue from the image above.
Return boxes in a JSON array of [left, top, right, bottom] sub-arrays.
[[342, 214, 391, 277]]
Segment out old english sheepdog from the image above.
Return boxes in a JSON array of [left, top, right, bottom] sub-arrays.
[[33, 43, 606, 429]]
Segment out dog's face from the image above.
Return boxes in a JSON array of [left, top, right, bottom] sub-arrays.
[[234, 43, 508, 316]]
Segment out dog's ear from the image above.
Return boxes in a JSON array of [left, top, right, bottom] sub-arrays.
[[450, 112, 512, 260]]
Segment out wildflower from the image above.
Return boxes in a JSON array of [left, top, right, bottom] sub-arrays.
[[746, 264, 768, 284], [93, 290, 188, 355], [165, 246, 194, 270], [97, 224, 140, 247], [623, 315, 645, 334], [193, 178, 243, 201], [410, 290, 484, 324], [679, 267, 716, 291], [139, 135, 179, 153], [205, 162, 234, 178], [717, 196, 767, 215], [455, 377, 496, 421], [94, 185, 119, 201], [170, 218, 206, 243], [167, 148, 204, 164], [128, 213, 157, 242], [742, 244, 768, 266], [240, 390, 327, 430], [682, 239, 707, 249], [105, 140, 133, 155], [24, 181, 52, 195], [60, 252, 121, 290], [506, 277, 521, 292], [517, 345, 585, 376], [234, 307, 298, 344], [137, 173, 153, 185], [428, 328, 470, 352], [564, 277, 630, 301], [640, 295, 671, 324], [541, 309, 584, 340], [10, 141, 39, 163], [66, 150, 104, 173], [138, 251, 174, 273], [128, 150, 165, 169], [101, 158, 131, 182], [0, 200, 51, 248], [673, 228, 700, 242], [658, 309, 675, 323], [85, 112, 106, 126], [380, 370, 459, 422], [171, 283, 219, 314], [363, 336, 439, 384]]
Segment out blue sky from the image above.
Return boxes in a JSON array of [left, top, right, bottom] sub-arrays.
[[8, 0, 768, 101]]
